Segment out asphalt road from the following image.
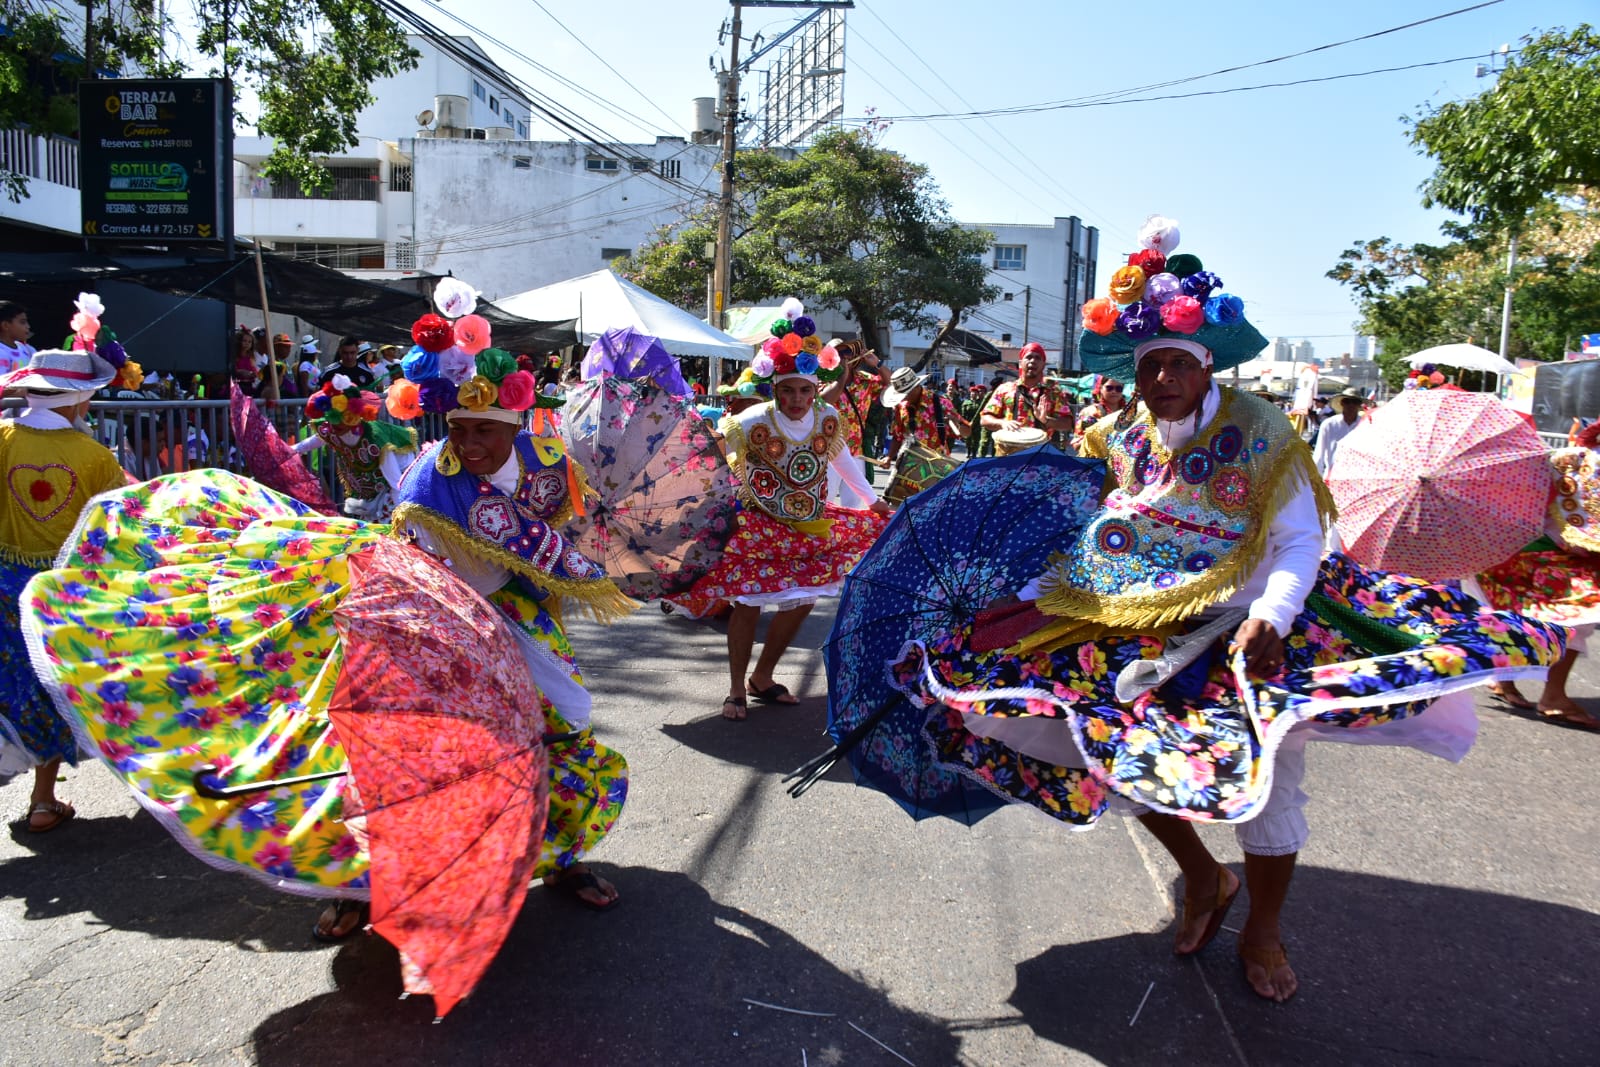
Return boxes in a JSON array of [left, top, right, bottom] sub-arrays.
[[3, 599, 1597, 1066]]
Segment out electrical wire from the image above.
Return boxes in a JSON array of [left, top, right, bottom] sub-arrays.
[[522, 0, 690, 136]]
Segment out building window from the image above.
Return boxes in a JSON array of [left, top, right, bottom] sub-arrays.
[[659, 158, 680, 179], [585, 157, 619, 172], [472, 80, 486, 101], [389, 164, 412, 192], [600, 247, 630, 261], [512, 156, 532, 170], [1001, 333, 1012, 343], [1002, 292, 1013, 301], [993, 245, 1026, 271], [629, 159, 651, 173], [516, 121, 528, 138], [488, 95, 499, 112]]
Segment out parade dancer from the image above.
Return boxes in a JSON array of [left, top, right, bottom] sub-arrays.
[[0, 340, 124, 830], [880, 216, 1564, 1001], [291, 374, 417, 520], [674, 304, 891, 720]]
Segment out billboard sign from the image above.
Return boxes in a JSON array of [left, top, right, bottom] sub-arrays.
[[79, 79, 230, 244]]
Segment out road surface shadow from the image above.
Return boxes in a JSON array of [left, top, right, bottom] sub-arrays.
[[0, 810, 329, 952], [1010, 865, 1600, 1066], [251, 866, 956, 1066]]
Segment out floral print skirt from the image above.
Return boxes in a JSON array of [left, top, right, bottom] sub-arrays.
[[21, 470, 625, 899], [1475, 542, 1600, 628], [1, 559, 82, 781], [670, 502, 887, 618], [888, 553, 1564, 827]]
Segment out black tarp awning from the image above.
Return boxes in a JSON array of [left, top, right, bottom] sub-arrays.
[[0, 251, 578, 357], [931, 326, 1004, 366]]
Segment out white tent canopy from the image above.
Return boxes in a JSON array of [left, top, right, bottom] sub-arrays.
[[1405, 343, 1520, 377], [496, 270, 753, 361]]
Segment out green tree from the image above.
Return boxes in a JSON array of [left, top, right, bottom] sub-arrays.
[[622, 129, 997, 363], [1408, 25, 1600, 229], [0, 0, 416, 198], [613, 204, 720, 313]]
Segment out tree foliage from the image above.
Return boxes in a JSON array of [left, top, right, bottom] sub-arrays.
[[0, 0, 416, 196], [1408, 25, 1600, 230], [620, 128, 996, 361], [1328, 196, 1600, 382]]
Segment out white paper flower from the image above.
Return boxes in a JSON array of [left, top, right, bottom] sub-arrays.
[[75, 292, 106, 318], [779, 297, 805, 321], [1137, 215, 1180, 254], [330, 373, 354, 391], [433, 277, 480, 319]]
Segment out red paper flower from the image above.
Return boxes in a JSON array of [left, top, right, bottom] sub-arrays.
[[1128, 249, 1167, 275], [411, 313, 454, 353]]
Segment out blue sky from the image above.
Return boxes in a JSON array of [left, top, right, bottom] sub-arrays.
[[406, 0, 1591, 357]]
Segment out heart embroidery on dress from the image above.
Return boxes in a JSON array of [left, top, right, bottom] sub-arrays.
[[7, 463, 79, 523]]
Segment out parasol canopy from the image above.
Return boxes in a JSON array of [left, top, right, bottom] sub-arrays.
[[1326, 390, 1549, 580], [1405, 344, 1520, 378], [559, 372, 738, 599], [330, 540, 551, 1020], [788, 446, 1105, 823], [228, 382, 337, 514]]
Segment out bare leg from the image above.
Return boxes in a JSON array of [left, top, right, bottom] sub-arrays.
[[1239, 851, 1299, 1002], [748, 603, 811, 703], [1538, 650, 1600, 727], [1487, 679, 1535, 708], [724, 604, 760, 719], [1137, 812, 1238, 954], [27, 759, 68, 831]]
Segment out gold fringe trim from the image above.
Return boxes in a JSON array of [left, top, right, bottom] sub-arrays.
[[390, 502, 639, 625], [1035, 390, 1337, 632], [0, 544, 54, 568]]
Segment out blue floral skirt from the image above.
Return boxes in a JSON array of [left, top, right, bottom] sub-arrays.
[[888, 553, 1565, 826], [0, 559, 79, 781]]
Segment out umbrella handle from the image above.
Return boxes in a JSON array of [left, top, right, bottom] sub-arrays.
[[192, 763, 348, 800], [782, 696, 897, 799], [192, 732, 587, 798]]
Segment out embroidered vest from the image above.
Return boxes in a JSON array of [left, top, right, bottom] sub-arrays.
[[391, 433, 632, 622], [722, 401, 846, 528], [1036, 387, 1334, 628], [315, 422, 388, 501], [1547, 447, 1600, 554]]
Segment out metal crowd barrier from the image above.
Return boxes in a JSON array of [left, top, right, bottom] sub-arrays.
[[0, 396, 453, 509]]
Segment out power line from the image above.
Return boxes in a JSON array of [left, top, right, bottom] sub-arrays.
[[522, 0, 691, 137]]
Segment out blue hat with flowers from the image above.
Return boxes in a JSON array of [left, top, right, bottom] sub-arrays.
[[1078, 215, 1267, 378]]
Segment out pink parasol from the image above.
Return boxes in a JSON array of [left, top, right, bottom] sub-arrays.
[[1326, 390, 1550, 581], [228, 382, 337, 513], [330, 540, 550, 1019]]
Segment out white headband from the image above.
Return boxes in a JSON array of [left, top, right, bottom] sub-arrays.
[[1133, 338, 1212, 368], [446, 407, 522, 425]]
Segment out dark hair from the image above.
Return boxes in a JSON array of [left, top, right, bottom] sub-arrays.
[[0, 301, 25, 323], [338, 335, 361, 350]]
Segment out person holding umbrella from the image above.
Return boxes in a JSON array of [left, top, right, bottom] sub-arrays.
[[674, 301, 891, 720], [862, 216, 1565, 1003]]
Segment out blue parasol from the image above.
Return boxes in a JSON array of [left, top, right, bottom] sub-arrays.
[[787, 446, 1105, 823]]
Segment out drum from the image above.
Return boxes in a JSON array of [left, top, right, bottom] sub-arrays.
[[884, 442, 961, 504], [993, 427, 1048, 456]]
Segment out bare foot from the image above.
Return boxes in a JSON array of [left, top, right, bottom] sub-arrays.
[[1173, 864, 1240, 956], [1538, 695, 1600, 730], [721, 695, 747, 721], [1239, 940, 1298, 1002], [1488, 682, 1536, 709], [313, 900, 367, 941]]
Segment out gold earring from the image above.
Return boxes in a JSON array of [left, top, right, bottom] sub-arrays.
[[435, 443, 461, 476]]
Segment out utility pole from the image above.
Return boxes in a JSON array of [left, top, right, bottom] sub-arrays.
[[712, 3, 743, 333], [1022, 285, 1031, 345]]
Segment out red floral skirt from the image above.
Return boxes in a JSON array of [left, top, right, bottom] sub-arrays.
[[671, 503, 887, 617], [1476, 545, 1600, 627]]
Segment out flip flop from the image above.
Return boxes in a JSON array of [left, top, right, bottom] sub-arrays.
[[1538, 706, 1600, 731], [1486, 689, 1537, 711], [747, 680, 799, 705], [1175, 866, 1239, 957], [546, 868, 620, 912], [311, 899, 368, 943], [721, 696, 747, 721]]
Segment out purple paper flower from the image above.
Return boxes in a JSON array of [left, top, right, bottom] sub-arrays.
[[418, 376, 458, 413], [791, 315, 816, 338], [97, 339, 128, 368], [1180, 271, 1222, 300], [1116, 301, 1162, 341]]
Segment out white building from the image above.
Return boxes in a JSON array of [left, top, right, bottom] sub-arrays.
[[895, 216, 1099, 377], [1291, 339, 1316, 364]]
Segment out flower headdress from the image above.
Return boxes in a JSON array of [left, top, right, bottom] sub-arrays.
[[1404, 363, 1449, 390], [747, 298, 844, 386], [1078, 216, 1267, 377], [307, 373, 415, 449], [716, 366, 773, 399], [63, 292, 135, 381], [384, 277, 564, 432]]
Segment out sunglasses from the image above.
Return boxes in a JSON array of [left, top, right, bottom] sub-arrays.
[[1102, 386, 1124, 393]]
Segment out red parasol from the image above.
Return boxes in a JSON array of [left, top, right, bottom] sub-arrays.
[[330, 539, 550, 1019], [1326, 390, 1549, 580]]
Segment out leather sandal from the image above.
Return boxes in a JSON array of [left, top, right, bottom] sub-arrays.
[[1175, 866, 1239, 957], [26, 800, 74, 833], [1238, 941, 1296, 1002]]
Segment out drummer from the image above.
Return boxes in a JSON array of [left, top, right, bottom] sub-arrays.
[[980, 342, 1074, 445], [882, 367, 968, 459]]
